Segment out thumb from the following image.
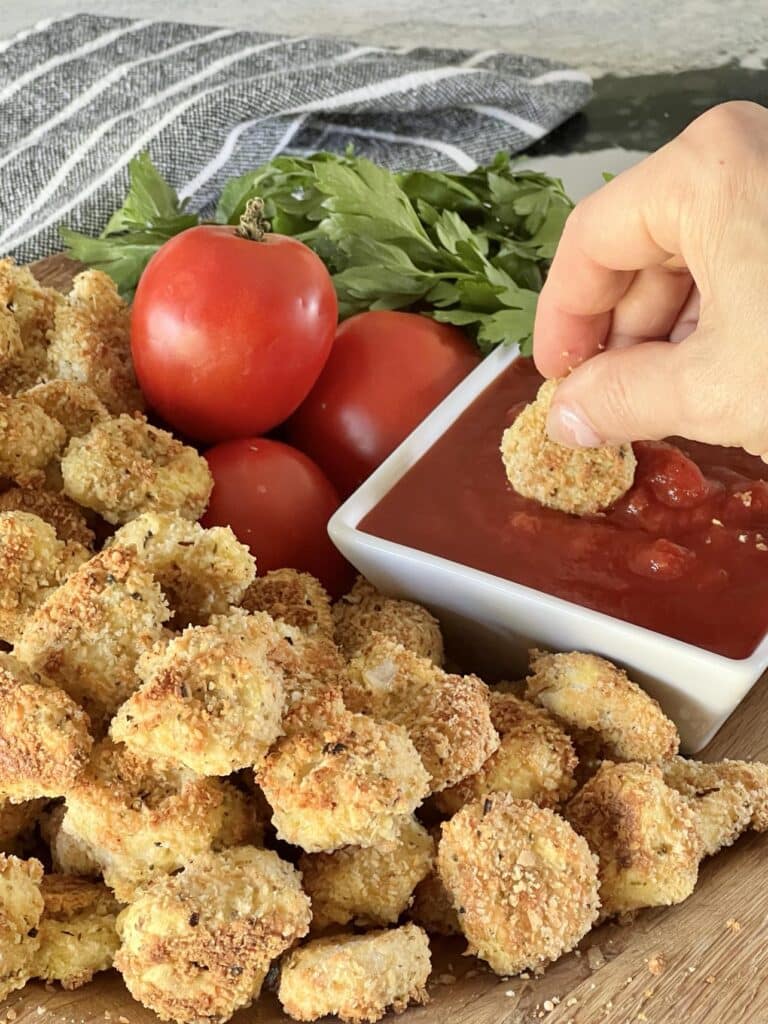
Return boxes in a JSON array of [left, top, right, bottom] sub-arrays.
[[545, 340, 694, 447]]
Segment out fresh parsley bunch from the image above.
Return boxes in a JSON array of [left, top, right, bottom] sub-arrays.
[[62, 150, 573, 356]]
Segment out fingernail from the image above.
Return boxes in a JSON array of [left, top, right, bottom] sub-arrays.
[[547, 404, 603, 448]]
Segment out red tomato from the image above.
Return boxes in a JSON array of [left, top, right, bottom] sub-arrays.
[[286, 311, 480, 497], [201, 437, 352, 597], [131, 224, 337, 443]]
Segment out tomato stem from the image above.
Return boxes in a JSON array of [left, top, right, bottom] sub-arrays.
[[236, 197, 271, 241]]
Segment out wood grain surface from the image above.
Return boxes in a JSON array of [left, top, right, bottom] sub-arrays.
[[3, 254, 767, 1024]]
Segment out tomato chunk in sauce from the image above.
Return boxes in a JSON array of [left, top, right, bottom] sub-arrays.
[[359, 358, 768, 659]]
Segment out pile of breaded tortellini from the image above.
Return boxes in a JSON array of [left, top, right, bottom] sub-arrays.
[[1, 257, 767, 1024]]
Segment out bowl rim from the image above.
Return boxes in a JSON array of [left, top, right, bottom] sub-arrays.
[[328, 340, 768, 671]]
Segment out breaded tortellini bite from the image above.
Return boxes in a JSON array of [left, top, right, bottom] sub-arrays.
[[662, 756, 768, 855], [500, 378, 636, 515], [46, 269, 143, 415], [437, 794, 600, 976], [435, 692, 577, 815], [111, 610, 288, 776], [300, 816, 434, 930], [58, 740, 261, 900], [0, 393, 66, 486], [275, 621, 349, 717], [346, 635, 498, 792], [0, 258, 59, 393], [259, 690, 429, 852], [111, 512, 255, 626], [278, 924, 431, 1024], [333, 576, 444, 663], [116, 846, 311, 1024], [526, 650, 679, 763], [0, 853, 44, 1001], [24, 380, 109, 441], [16, 545, 170, 731], [0, 486, 94, 547], [0, 797, 45, 855], [40, 803, 101, 878], [567, 761, 701, 920], [35, 874, 120, 989], [242, 568, 334, 637], [62, 414, 213, 525], [0, 511, 89, 643], [0, 654, 92, 802]]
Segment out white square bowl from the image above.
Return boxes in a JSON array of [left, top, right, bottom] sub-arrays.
[[328, 342, 768, 753]]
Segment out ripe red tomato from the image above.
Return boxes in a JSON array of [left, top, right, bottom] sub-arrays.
[[201, 437, 352, 597], [286, 311, 480, 497], [131, 224, 337, 443]]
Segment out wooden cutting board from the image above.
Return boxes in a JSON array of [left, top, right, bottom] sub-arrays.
[[4, 254, 768, 1024]]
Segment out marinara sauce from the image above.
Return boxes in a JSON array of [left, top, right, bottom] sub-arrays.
[[360, 358, 768, 659]]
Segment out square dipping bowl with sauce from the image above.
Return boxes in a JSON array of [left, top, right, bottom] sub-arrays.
[[328, 343, 768, 753]]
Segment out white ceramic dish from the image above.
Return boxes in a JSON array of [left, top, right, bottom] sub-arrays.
[[328, 342, 768, 753]]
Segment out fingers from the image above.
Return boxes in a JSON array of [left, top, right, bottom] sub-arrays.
[[606, 267, 694, 349]]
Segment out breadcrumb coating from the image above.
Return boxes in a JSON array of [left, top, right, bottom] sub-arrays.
[[15, 545, 170, 731], [278, 924, 431, 1024], [0, 653, 92, 802], [0, 258, 59, 393], [0, 853, 44, 1001], [0, 393, 66, 486], [242, 568, 334, 637], [61, 740, 262, 901], [408, 870, 461, 937], [40, 803, 101, 878], [437, 795, 599, 976], [111, 610, 287, 776], [0, 511, 89, 643], [111, 512, 255, 626], [526, 650, 679, 763], [435, 692, 577, 815], [35, 874, 120, 989], [334, 577, 444, 663], [46, 270, 143, 415], [116, 846, 311, 1024], [346, 635, 498, 792], [0, 797, 44, 855], [24, 379, 109, 441], [274, 620, 349, 719], [567, 761, 701, 920], [300, 816, 434, 930], [0, 486, 94, 547], [62, 414, 213, 525], [259, 690, 429, 852], [501, 378, 636, 515], [662, 756, 768, 854]]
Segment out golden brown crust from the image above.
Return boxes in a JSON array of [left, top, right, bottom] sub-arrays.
[[437, 795, 600, 976], [278, 924, 431, 1024], [259, 690, 429, 852], [62, 414, 213, 525], [273, 620, 349, 719], [500, 378, 636, 515], [116, 846, 311, 1024], [0, 511, 89, 643], [0, 393, 66, 486], [242, 568, 334, 637], [24, 379, 110, 441], [45, 270, 143, 415], [0, 258, 59, 394], [333, 577, 444, 663], [15, 545, 170, 731], [345, 635, 498, 792], [435, 692, 577, 815], [299, 816, 434, 930], [61, 740, 262, 901], [0, 853, 44, 1001], [111, 610, 287, 776], [526, 650, 679, 763], [35, 874, 120, 989], [567, 761, 701, 920], [111, 512, 255, 626], [0, 653, 92, 802], [0, 486, 94, 547]]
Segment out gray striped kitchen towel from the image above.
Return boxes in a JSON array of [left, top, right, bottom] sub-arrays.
[[0, 13, 592, 263]]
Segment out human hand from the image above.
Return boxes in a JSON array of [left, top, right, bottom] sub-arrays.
[[533, 101, 768, 458]]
